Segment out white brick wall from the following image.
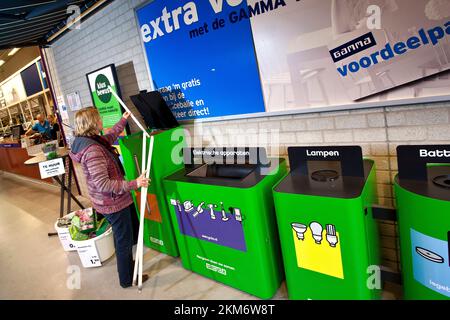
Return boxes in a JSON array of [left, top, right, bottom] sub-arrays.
[[335, 114, 367, 129]]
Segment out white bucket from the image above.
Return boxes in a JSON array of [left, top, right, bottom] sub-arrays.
[[54, 213, 76, 252], [72, 226, 115, 268]]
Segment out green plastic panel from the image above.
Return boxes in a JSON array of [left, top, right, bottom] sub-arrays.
[[163, 159, 287, 299], [119, 128, 185, 257], [273, 161, 381, 300]]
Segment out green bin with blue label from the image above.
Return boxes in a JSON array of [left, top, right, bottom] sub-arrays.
[[119, 90, 185, 256], [273, 146, 381, 300], [163, 147, 286, 299], [394, 145, 450, 300], [119, 128, 185, 256]]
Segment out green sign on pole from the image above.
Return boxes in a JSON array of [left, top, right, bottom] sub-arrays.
[[86, 64, 124, 131]]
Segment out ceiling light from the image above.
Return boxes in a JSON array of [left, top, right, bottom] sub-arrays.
[[8, 48, 20, 56], [0, 60, 5, 67]]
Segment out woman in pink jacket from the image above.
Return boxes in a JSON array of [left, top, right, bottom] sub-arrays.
[[70, 107, 149, 288]]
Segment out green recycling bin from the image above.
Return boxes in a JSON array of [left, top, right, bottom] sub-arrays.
[[394, 145, 450, 300], [163, 147, 286, 299], [273, 146, 381, 300], [119, 127, 185, 257]]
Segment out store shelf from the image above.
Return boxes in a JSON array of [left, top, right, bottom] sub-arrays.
[[0, 89, 50, 111]]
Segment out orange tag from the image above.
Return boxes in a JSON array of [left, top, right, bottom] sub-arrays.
[[135, 191, 162, 223]]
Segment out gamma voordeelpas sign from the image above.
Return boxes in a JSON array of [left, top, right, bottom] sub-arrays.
[[86, 65, 123, 130], [328, 18, 450, 100]]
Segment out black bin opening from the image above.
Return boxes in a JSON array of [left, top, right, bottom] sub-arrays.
[[432, 174, 450, 189], [311, 169, 340, 182], [187, 163, 257, 180]]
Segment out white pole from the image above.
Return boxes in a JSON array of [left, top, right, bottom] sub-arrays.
[[133, 133, 147, 287], [108, 86, 149, 137], [109, 86, 153, 291], [138, 135, 154, 291]]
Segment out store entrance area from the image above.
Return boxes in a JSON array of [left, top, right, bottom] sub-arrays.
[[0, 173, 285, 300]]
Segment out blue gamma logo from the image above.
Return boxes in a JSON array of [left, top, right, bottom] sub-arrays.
[[331, 22, 450, 77]]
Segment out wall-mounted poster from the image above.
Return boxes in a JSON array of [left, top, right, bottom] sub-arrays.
[[136, 0, 450, 120], [66, 91, 82, 111], [1, 74, 26, 105], [251, 0, 450, 112], [56, 95, 69, 121], [86, 64, 125, 134]]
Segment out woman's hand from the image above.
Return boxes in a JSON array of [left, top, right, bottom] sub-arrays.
[[136, 171, 151, 188], [122, 111, 131, 120]]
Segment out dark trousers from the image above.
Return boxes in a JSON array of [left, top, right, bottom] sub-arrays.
[[104, 204, 135, 288]]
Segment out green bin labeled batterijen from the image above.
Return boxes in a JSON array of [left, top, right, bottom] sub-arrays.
[[119, 127, 185, 257], [163, 147, 286, 299], [394, 145, 450, 300], [273, 146, 381, 300]]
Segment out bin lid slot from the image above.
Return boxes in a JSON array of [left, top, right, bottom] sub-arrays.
[[432, 174, 450, 189], [310, 169, 340, 182], [184, 147, 269, 168], [288, 146, 364, 178], [186, 163, 256, 180]]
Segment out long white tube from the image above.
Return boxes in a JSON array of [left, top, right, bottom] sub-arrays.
[[133, 133, 147, 286], [109, 86, 149, 137], [138, 135, 154, 289], [136, 134, 148, 288], [109, 86, 153, 291]]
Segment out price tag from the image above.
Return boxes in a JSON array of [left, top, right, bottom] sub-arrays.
[[57, 229, 76, 251], [77, 241, 102, 268], [39, 158, 65, 179]]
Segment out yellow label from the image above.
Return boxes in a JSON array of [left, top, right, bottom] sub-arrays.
[[292, 228, 344, 279]]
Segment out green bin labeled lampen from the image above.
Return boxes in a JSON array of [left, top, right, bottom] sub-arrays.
[[395, 145, 450, 300], [119, 128, 185, 257], [273, 146, 380, 300], [163, 147, 286, 299]]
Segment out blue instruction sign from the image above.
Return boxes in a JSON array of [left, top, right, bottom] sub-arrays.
[[136, 0, 266, 120]]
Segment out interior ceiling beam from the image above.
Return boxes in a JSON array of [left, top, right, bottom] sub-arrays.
[[0, 1, 108, 48], [0, 13, 68, 32], [0, 17, 66, 39], [0, 8, 66, 27], [0, 30, 50, 45], [0, 1, 54, 12], [0, 40, 46, 50], [0, 12, 26, 21]]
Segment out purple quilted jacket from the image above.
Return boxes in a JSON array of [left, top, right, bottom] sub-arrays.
[[70, 118, 138, 214]]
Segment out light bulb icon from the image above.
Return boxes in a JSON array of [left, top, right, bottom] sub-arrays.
[[310, 222, 323, 244], [326, 224, 338, 248], [291, 223, 307, 240]]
